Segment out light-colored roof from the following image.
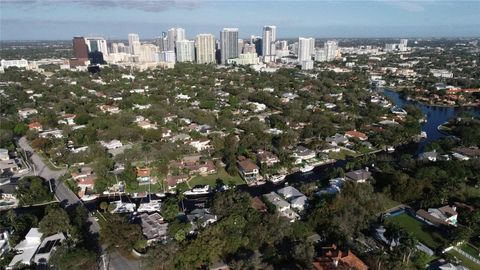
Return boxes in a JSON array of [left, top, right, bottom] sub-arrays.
[[277, 186, 304, 200]]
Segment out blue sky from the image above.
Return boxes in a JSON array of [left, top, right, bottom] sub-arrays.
[[1, 0, 479, 40]]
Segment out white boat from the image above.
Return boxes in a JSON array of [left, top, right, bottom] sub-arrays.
[[387, 146, 395, 153], [184, 185, 211, 196], [420, 131, 427, 138], [390, 106, 407, 115], [110, 200, 136, 214], [81, 194, 98, 202], [137, 200, 162, 213], [269, 174, 286, 184], [300, 164, 315, 173]]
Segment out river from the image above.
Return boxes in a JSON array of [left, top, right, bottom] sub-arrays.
[[382, 88, 480, 152]]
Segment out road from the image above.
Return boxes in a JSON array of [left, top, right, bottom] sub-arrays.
[[18, 136, 100, 234]]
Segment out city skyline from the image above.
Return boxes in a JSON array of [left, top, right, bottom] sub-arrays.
[[1, 0, 479, 40]]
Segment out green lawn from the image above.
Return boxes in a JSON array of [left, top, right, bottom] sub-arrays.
[[125, 183, 164, 193], [447, 249, 480, 269], [189, 168, 245, 187], [387, 213, 447, 249], [459, 243, 480, 261], [328, 149, 358, 160]]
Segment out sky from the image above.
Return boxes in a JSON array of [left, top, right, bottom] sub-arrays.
[[1, 0, 479, 40]]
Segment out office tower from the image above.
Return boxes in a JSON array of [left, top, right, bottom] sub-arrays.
[[72, 37, 89, 59], [195, 34, 216, 64], [167, 27, 186, 51], [110, 43, 119, 54], [220, 28, 239, 65], [176, 40, 195, 62], [315, 48, 326, 62], [128, 33, 141, 55], [250, 35, 263, 56], [324, 40, 338, 61], [298, 37, 315, 62], [85, 37, 109, 56], [262, 25, 276, 62]]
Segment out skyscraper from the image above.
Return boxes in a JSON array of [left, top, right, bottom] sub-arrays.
[[262, 25, 276, 62], [298, 37, 315, 62], [72, 37, 89, 59], [399, 39, 408, 51], [176, 40, 195, 62], [251, 35, 262, 56], [220, 28, 239, 65], [85, 37, 109, 56], [195, 34, 216, 64], [167, 27, 186, 51], [128, 33, 141, 55], [324, 40, 338, 61]]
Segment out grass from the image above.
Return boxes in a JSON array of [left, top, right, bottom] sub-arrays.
[[189, 168, 245, 187], [125, 183, 164, 193], [328, 149, 358, 160], [459, 243, 480, 260], [447, 249, 480, 269], [387, 213, 447, 250]]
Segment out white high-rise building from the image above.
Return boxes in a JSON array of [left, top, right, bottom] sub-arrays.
[[128, 33, 141, 55], [139, 44, 158, 62], [324, 40, 338, 61], [315, 48, 326, 62], [110, 43, 119, 54], [167, 28, 185, 51], [176, 40, 195, 62], [385, 43, 397, 52], [220, 28, 239, 65], [117, 43, 127, 53], [195, 34, 216, 64], [298, 37, 315, 62], [399, 39, 408, 51], [158, 50, 176, 63], [238, 39, 244, 55], [262, 25, 277, 63], [85, 37, 109, 56]]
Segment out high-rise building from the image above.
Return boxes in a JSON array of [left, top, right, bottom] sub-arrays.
[[220, 28, 239, 65], [167, 27, 186, 51], [72, 37, 89, 59], [159, 50, 176, 63], [238, 39, 244, 55], [85, 37, 109, 56], [384, 43, 397, 52], [399, 39, 408, 51], [251, 35, 262, 56], [128, 33, 141, 55], [324, 40, 338, 61], [243, 43, 256, 54], [195, 34, 216, 64], [298, 37, 315, 62], [176, 40, 195, 62], [262, 25, 276, 62], [156, 32, 169, 52], [139, 44, 158, 62], [315, 48, 326, 62], [117, 43, 127, 53], [110, 43, 119, 54]]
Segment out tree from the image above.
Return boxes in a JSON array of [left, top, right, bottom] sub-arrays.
[[15, 176, 53, 206], [99, 202, 108, 212], [161, 198, 180, 222], [100, 214, 143, 252], [39, 206, 73, 236], [49, 244, 97, 270]]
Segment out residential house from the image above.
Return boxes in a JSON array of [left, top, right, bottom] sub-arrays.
[[32, 232, 66, 265], [451, 147, 480, 159], [419, 150, 438, 162], [39, 129, 63, 139], [345, 130, 368, 141], [438, 262, 469, 270], [0, 231, 9, 256], [291, 146, 316, 164], [72, 167, 96, 196], [58, 114, 76, 126], [100, 140, 123, 150], [18, 108, 38, 119], [264, 192, 299, 221], [416, 205, 458, 227], [277, 186, 304, 201], [136, 167, 153, 185], [250, 196, 267, 212], [165, 174, 189, 190], [0, 149, 8, 161], [237, 156, 260, 182], [189, 139, 211, 152], [27, 122, 43, 132], [345, 169, 371, 183], [257, 150, 280, 166], [290, 196, 308, 211], [137, 120, 157, 130], [313, 244, 368, 270], [0, 160, 19, 174], [187, 208, 218, 232], [138, 212, 168, 243], [325, 133, 349, 146], [316, 177, 345, 196], [98, 104, 121, 114]]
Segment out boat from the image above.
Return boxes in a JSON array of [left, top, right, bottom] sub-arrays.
[[184, 185, 211, 196], [81, 194, 98, 202], [387, 146, 395, 153], [300, 164, 315, 173], [420, 131, 427, 138], [155, 192, 166, 198], [390, 106, 407, 115], [268, 174, 286, 184], [110, 200, 136, 214], [137, 200, 162, 213]]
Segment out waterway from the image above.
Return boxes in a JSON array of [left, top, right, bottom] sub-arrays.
[[382, 88, 480, 152]]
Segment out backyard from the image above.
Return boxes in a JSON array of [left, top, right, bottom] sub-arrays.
[[188, 168, 245, 188], [446, 249, 480, 270], [387, 213, 448, 250]]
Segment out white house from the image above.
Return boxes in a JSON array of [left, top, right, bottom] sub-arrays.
[[18, 108, 38, 119], [7, 228, 42, 269], [100, 140, 123, 150], [189, 139, 211, 152]]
